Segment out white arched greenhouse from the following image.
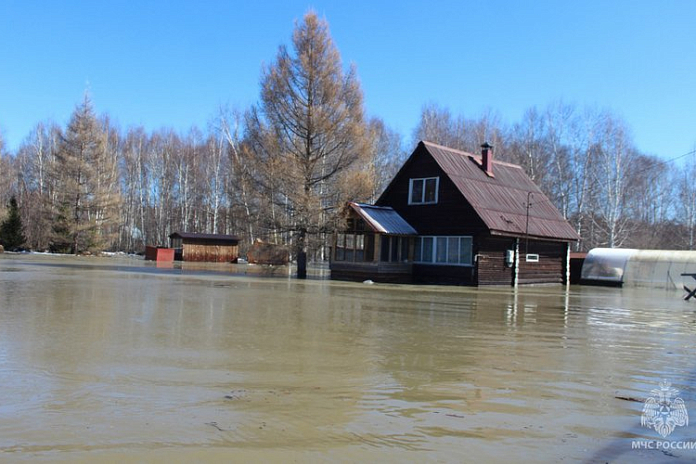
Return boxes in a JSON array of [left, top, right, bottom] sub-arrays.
[[581, 248, 696, 289]]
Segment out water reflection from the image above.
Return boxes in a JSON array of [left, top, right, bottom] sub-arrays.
[[0, 254, 695, 462]]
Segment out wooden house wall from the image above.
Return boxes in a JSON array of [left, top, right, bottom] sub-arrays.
[[182, 241, 239, 263], [413, 264, 476, 285], [476, 237, 515, 286], [330, 262, 414, 284], [517, 240, 566, 284], [377, 145, 488, 236]]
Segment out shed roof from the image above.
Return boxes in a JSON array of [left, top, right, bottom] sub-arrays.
[[403, 141, 579, 241], [169, 232, 240, 242], [349, 203, 417, 235]]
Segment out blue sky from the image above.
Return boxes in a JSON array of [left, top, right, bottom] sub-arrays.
[[1, 0, 695, 160]]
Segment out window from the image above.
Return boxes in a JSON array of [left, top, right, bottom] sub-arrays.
[[409, 177, 439, 205], [421, 237, 433, 262], [336, 234, 346, 261], [447, 237, 460, 264], [345, 235, 354, 262], [380, 236, 411, 262], [355, 235, 365, 262], [525, 253, 539, 263], [436, 237, 448, 263], [414, 236, 473, 266], [380, 236, 390, 262], [400, 238, 409, 263], [335, 233, 370, 262]]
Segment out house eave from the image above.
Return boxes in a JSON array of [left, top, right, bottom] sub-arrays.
[[488, 230, 579, 242]]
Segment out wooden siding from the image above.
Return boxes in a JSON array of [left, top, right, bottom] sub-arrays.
[[413, 264, 475, 285], [569, 253, 587, 285], [330, 262, 413, 283], [144, 246, 174, 262], [182, 243, 238, 263], [517, 240, 566, 285], [476, 237, 515, 286], [377, 145, 488, 236]]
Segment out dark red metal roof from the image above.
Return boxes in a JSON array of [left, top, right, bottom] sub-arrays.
[[421, 141, 580, 241], [169, 232, 240, 242]]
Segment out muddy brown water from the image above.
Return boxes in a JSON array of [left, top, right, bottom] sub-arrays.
[[0, 253, 695, 463]]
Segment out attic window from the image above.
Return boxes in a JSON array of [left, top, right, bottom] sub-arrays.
[[409, 177, 439, 205]]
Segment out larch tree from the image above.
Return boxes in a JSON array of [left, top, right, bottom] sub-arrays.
[[50, 94, 120, 254], [246, 11, 372, 278]]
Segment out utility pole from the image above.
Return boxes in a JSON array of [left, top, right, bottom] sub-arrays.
[[525, 192, 534, 256]]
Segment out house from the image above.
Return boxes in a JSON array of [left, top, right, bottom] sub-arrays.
[[330, 141, 580, 286], [168, 232, 240, 263]]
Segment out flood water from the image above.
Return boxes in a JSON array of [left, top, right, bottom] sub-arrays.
[[1, 253, 695, 463]]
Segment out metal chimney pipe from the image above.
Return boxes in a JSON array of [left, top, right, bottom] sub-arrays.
[[481, 142, 494, 176]]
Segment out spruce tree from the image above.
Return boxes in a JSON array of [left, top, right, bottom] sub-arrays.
[[0, 196, 26, 251]]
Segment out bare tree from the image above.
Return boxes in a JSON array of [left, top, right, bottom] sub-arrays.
[[0, 132, 17, 221], [413, 103, 469, 150], [216, 107, 257, 242], [589, 113, 636, 248], [413, 104, 508, 156], [365, 117, 405, 202], [677, 150, 696, 249], [16, 122, 61, 250], [119, 126, 151, 251], [508, 106, 551, 184], [246, 11, 372, 277]]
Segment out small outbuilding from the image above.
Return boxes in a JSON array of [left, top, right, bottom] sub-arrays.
[[168, 232, 240, 263], [144, 246, 175, 262]]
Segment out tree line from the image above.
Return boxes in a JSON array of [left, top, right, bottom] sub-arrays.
[[0, 12, 694, 259]]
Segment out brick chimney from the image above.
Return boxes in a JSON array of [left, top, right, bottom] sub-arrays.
[[481, 142, 494, 177]]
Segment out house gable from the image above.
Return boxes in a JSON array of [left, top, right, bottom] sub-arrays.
[[376, 142, 488, 236]]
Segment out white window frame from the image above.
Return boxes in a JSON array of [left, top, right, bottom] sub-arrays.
[[525, 253, 540, 263], [408, 177, 439, 205], [414, 235, 473, 266]]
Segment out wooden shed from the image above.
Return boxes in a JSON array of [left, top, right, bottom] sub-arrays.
[[169, 232, 240, 263], [144, 246, 175, 262]]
